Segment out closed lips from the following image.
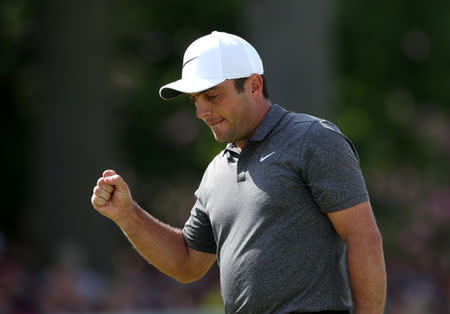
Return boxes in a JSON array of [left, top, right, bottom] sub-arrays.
[[206, 118, 224, 126]]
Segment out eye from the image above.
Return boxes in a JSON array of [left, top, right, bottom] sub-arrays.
[[206, 94, 218, 100]]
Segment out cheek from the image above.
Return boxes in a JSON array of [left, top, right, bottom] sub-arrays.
[[234, 99, 251, 122], [216, 92, 247, 125]]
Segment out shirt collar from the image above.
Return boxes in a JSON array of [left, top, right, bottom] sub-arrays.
[[223, 104, 287, 155], [224, 142, 240, 156], [248, 104, 287, 142]]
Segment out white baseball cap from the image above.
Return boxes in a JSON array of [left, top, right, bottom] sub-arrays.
[[159, 31, 264, 99]]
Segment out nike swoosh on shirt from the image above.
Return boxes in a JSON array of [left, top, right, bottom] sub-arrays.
[[183, 56, 199, 68], [260, 151, 276, 162]]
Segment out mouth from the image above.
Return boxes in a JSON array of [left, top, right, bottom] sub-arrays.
[[206, 118, 224, 127]]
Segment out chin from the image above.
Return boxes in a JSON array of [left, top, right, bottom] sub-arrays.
[[212, 132, 231, 144], [213, 136, 228, 144]]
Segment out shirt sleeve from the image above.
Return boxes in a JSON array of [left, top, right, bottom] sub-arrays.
[[182, 193, 217, 254], [299, 120, 370, 213]]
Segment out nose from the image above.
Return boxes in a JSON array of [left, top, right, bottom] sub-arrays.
[[195, 98, 212, 119]]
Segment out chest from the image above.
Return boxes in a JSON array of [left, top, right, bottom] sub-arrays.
[[201, 141, 315, 246]]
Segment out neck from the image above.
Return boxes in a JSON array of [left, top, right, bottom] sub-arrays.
[[235, 99, 272, 150]]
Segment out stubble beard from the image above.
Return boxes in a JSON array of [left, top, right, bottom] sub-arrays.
[[211, 122, 251, 146]]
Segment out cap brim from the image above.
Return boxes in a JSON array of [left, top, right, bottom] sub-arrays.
[[159, 77, 226, 100]]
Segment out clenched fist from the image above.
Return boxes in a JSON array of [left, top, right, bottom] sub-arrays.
[[91, 170, 134, 223]]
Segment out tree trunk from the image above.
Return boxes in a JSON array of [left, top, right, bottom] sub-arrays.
[[242, 0, 333, 118]]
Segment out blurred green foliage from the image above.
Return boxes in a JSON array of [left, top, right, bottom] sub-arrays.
[[334, 1, 450, 265], [0, 0, 34, 235]]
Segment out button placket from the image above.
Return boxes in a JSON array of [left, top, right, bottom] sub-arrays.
[[236, 142, 258, 182], [237, 171, 246, 182]]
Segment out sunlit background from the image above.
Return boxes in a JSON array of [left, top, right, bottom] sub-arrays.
[[1, 0, 449, 313]]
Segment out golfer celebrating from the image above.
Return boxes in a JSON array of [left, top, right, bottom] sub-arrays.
[[92, 31, 386, 314]]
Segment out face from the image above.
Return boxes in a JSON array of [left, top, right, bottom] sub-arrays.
[[188, 79, 257, 149]]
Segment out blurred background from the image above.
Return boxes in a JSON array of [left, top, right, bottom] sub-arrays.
[[1, 0, 449, 313]]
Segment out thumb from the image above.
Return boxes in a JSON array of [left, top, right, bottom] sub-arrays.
[[104, 174, 129, 193], [103, 169, 117, 178]]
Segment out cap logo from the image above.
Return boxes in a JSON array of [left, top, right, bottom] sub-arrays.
[[183, 56, 199, 68]]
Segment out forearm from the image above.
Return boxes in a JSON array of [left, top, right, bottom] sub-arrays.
[[92, 171, 214, 283], [115, 201, 191, 282], [347, 234, 386, 314]]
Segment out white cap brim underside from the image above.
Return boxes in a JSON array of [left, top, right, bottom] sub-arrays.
[[159, 77, 226, 100]]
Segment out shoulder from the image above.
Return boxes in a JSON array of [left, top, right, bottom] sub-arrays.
[[284, 111, 341, 133], [282, 111, 320, 127], [297, 116, 360, 163], [197, 148, 228, 189], [272, 108, 359, 161], [276, 110, 346, 143], [202, 151, 224, 176]]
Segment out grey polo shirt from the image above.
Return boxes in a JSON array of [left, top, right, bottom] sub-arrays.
[[183, 104, 369, 313]]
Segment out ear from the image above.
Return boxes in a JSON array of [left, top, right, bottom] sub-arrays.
[[247, 74, 263, 96]]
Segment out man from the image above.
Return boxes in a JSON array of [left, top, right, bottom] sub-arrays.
[[91, 31, 386, 313]]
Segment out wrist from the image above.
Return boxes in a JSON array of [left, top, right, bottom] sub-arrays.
[[114, 201, 139, 230]]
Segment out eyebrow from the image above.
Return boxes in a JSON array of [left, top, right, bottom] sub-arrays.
[[189, 85, 220, 97]]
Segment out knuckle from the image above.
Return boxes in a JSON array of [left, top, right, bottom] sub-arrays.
[[92, 196, 105, 207], [103, 182, 114, 189], [105, 185, 114, 193], [111, 174, 120, 182]]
